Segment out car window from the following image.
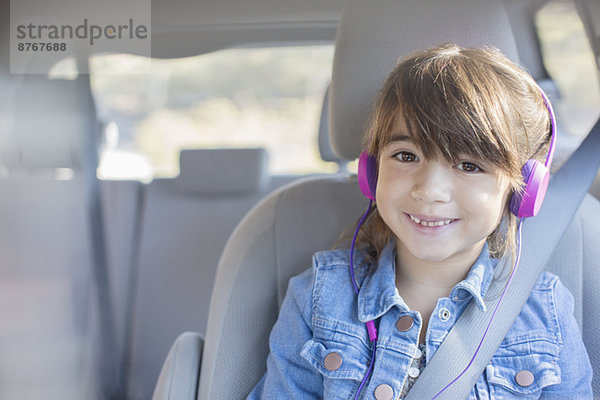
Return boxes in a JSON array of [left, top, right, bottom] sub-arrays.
[[86, 45, 335, 180], [535, 0, 600, 137]]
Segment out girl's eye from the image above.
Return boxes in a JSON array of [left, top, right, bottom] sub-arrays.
[[394, 151, 418, 163], [457, 161, 482, 173]]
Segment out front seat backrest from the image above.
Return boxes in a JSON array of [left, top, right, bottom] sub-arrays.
[[128, 148, 273, 399], [197, 1, 525, 399]]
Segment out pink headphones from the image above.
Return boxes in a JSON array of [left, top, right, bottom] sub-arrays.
[[357, 88, 557, 218]]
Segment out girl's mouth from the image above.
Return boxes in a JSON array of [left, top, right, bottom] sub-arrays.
[[407, 213, 457, 227]]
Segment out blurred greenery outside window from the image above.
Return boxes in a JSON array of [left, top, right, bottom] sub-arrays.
[[535, 1, 600, 137], [87, 45, 335, 181]]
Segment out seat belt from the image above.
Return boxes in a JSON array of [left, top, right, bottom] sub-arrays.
[[406, 118, 600, 400]]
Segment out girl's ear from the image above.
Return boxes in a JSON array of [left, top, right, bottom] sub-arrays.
[[496, 173, 514, 211]]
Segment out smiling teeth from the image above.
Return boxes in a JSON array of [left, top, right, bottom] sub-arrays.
[[409, 214, 454, 227]]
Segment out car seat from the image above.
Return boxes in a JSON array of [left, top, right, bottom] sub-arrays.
[[153, 0, 600, 398], [0, 74, 119, 398]]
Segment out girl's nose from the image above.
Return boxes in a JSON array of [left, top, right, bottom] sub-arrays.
[[411, 162, 452, 203]]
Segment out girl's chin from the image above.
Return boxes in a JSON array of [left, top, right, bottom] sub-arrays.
[[406, 250, 453, 263], [396, 241, 455, 263], [396, 237, 488, 267]]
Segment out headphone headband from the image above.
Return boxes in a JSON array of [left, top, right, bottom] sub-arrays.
[[538, 87, 557, 170], [509, 86, 556, 217]]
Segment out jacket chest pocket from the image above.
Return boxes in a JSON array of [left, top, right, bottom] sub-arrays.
[[469, 338, 561, 399], [301, 338, 371, 399]]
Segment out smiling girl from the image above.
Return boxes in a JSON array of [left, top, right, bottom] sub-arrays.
[[248, 44, 593, 399]]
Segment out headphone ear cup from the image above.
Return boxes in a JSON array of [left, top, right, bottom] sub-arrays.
[[358, 152, 378, 200], [510, 159, 550, 218]]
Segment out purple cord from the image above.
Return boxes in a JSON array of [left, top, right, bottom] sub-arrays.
[[350, 200, 373, 295], [350, 200, 378, 399], [431, 218, 524, 399], [355, 340, 377, 400]]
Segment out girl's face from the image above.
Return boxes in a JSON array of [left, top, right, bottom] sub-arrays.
[[376, 115, 511, 269]]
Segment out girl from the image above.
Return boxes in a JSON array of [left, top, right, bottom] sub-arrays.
[[248, 44, 593, 399]]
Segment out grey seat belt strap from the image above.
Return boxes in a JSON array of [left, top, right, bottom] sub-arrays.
[[406, 118, 600, 400]]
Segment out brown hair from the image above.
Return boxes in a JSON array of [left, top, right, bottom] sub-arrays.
[[351, 44, 552, 265]]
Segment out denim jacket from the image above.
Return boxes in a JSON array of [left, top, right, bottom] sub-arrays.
[[248, 243, 593, 399]]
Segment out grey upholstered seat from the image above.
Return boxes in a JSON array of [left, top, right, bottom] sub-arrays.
[[153, 0, 600, 399], [318, 86, 349, 173], [0, 76, 105, 398], [127, 147, 304, 399], [135, 86, 355, 398]]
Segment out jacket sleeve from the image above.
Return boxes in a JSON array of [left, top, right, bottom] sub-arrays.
[[247, 267, 322, 399], [540, 278, 593, 399]]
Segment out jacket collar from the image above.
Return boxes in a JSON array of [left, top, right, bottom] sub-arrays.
[[449, 243, 497, 312], [357, 242, 497, 323]]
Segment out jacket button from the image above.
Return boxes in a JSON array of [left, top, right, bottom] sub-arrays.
[[515, 370, 535, 387], [323, 352, 342, 371], [374, 384, 394, 400], [396, 315, 414, 331], [408, 366, 420, 378], [438, 307, 451, 322]]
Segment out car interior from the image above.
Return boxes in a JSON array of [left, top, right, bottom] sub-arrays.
[[0, 0, 599, 399]]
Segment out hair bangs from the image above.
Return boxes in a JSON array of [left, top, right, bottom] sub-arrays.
[[398, 82, 514, 172], [369, 49, 523, 187]]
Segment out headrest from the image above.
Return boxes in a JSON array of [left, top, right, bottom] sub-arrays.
[[318, 86, 337, 163], [1, 76, 92, 170], [318, 86, 349, 171], [176, 148, 270, 196], [329, 0, 520, 160], [502, 0, 547, 81]]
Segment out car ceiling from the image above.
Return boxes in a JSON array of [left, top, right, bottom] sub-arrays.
[[0, 0, 597, 74], [149, 0, 592, 80], [149, 0, 344, 58]]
